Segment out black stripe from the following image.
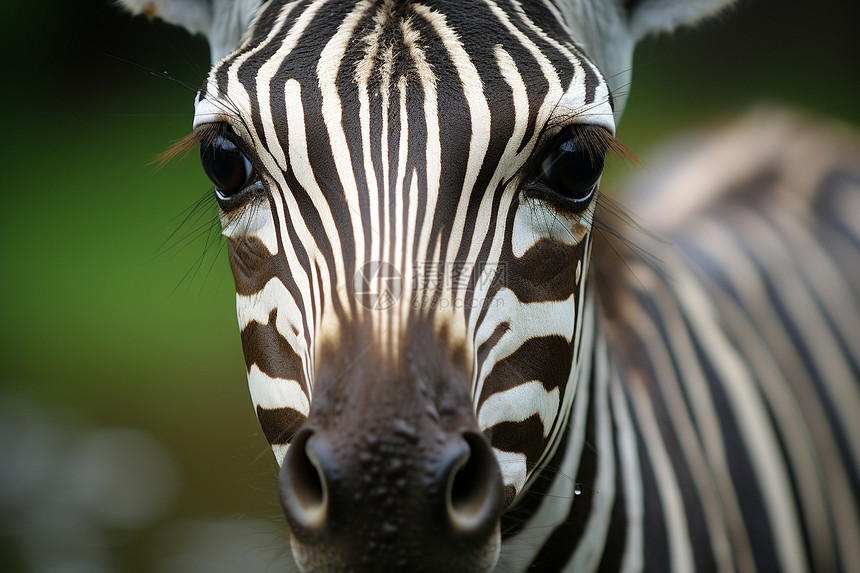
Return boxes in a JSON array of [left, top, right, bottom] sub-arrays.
[[241, 308, 308, 392], [257, 405, 306, 445], [478, 335, 573, 405], [505, 238, 587, 303], [486, 414, 546, 473]]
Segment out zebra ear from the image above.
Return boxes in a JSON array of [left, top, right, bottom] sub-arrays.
[[116, 0, 261, 62], [622, 0, 738, 40]]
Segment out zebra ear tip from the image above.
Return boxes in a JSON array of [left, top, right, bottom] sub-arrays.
[[113, 0, 215, 40], [113, 0, 258, 63], [624, 0, 740, 40], [115, 0, 157, 19]]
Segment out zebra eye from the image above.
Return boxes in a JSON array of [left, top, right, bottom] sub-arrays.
[[525, 129, 605, 211], [200, 135, 256, 202]]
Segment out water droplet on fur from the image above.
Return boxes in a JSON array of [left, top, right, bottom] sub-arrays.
[[574, 485, 582, 496]]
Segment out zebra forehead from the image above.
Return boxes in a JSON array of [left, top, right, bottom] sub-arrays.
[[201, 0, 603, 138]]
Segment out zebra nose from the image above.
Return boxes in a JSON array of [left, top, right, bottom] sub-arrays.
[[279, 427, 503, 549]]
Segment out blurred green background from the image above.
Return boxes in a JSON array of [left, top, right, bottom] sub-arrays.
[[0, 0, 858, 571]]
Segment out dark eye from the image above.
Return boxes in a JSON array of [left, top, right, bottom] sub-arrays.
[[200, 135, 256, 202], [524, 128, 606, 211]]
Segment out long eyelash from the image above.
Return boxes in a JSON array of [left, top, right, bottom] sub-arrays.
[[542, 91, 641, 166], [153, 122, 224, 168], [577, 125, 641, 166]]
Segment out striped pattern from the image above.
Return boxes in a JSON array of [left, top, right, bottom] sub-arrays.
[[155, 0, 860, 570]]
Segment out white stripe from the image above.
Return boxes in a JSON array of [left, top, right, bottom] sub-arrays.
[[492, 448, 527, 492], [478, 381, 560, 437], [248, 364, 310, 415], [394, 76, 412, 337], [511, 199, 591, 258], [272, 443, 289, 466]]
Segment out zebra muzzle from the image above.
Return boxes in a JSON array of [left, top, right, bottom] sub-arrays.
[[279, 425, 504, 572]]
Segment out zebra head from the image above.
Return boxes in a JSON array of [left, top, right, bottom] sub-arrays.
[[122, 0, 735, 570]]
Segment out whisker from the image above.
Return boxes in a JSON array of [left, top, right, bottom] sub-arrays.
[[102, 52, 202, 92]]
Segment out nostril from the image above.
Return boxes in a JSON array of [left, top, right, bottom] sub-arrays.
[[280, 429, 327, 534], [445, 431, 504, 536], [292, 440, 326, 510]]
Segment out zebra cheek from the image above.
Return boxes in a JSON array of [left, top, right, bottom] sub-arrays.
[[226, 236, 279, 296]]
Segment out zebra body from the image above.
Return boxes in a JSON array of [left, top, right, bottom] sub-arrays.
[[121, 0, 860, 570], [595, 112, 860, 573]]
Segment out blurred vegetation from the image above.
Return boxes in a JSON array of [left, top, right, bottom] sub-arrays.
[[0, 0, 858, 570]]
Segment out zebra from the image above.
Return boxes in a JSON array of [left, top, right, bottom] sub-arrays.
[[119, 0, 860, 571]]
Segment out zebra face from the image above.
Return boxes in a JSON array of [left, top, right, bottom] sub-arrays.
[[190, 1, 614, 570]]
